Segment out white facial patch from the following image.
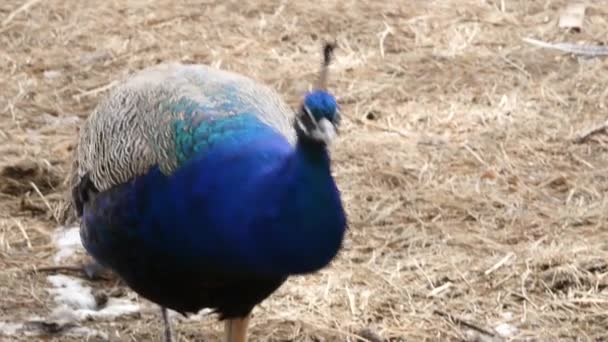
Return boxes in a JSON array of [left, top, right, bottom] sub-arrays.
[[296, 106, 338, 144], [308, 118, 336, 144]]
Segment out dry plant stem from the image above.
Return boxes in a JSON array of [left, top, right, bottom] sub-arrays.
[[523, 37, 608, 57], [34, 262, 111, 280], [1, 0, 43, 26], [433, 310, 496, 338], [573, 120, 608, 143], [34, 265, 83, 273]]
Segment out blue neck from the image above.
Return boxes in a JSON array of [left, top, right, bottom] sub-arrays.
[[170, 112, 345, 276], [250, 137, 346, 275]]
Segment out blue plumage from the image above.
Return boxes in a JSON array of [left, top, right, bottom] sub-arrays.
[[74, 44, 345, 341]]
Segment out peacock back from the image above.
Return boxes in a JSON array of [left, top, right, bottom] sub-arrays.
[[72, 62, 296, 197]]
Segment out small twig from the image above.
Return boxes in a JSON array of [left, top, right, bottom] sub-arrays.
[[344, 285, 356, 316], [73, 80, 118, 101], [13, 219, 32, 249], [377, 21, 393, 59], [433, 309, 496, 337], [30, 181, 59, 223], [570, 153, 595, 169], [573, 120, 608, 143], [510, 291, 538, 309], [499, 54, 531, 79], [463, 143, 488, 167], [427, 281, 452, 297], [523, 37, 608, 57], [32, 265, 84, 273], [34, 263, 115, 282], [569, 298, 608, 304], [349, 114, 411, 138], [414, 258, 435, 289], [2, 0, 43, 27], [365, 121, 410, 138], [485, 252, 515, 276]]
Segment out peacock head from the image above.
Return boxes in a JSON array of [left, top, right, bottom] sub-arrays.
[[295, 42, 341, 145], [296, 90, 341, 144]]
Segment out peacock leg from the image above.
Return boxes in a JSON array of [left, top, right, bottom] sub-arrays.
[[161, 306, 174, 342], [224, 315, 250, 342]]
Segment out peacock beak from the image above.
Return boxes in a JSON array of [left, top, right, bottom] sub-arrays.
[[318, 118, 337, 143]]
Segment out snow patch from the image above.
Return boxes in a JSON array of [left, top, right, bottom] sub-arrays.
[[50, 298, 140, 321], [43, 70, 62, 81], [0, 321, 108, 340], [495, 322, 518, 337], [52, 227, 82, 264], [47, 274, 96, 310], [175, 308, 214, 322], [0, 321, 22, 336], [46, 275, 140, 321], [500, 311, 514, 320], [63, 326, 108, 340]]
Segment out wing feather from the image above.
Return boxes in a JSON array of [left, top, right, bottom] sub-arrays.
[[65, 63, 296, 219]]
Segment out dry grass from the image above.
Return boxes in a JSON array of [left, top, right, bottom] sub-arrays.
[[1, 0, 608, 341]]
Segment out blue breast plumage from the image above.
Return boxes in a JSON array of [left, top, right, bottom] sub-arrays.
[[71, 55, 347, 326]]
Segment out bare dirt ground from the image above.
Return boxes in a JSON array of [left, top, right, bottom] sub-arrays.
[[1, 0, 608, 341]]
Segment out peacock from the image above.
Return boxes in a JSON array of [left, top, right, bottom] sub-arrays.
[[69, 43, 347, 342]]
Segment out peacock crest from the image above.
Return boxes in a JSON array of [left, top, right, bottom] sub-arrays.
[[295, 43, 341, 145]]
